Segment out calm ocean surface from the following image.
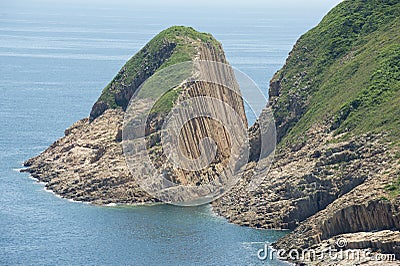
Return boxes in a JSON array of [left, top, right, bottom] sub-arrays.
[[0, 1, 338, 265]]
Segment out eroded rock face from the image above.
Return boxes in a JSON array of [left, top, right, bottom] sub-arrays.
[[213, 129, 398, 226], [319, 201, 400, 240], [300, 231, 400, 265], [213, 124, 400, 264], [275, 163, 400, 250], [268, 71, 309, 144], [23, 109, 154, 204]]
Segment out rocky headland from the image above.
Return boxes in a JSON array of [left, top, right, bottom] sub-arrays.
[[22, 0, 400, 265], [23, 26, 247, 205]]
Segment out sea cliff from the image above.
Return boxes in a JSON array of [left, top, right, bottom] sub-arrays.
[[213, 0, 400, 264]]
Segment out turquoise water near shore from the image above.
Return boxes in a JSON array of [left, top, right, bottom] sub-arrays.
[[0, 1, 338, 264]]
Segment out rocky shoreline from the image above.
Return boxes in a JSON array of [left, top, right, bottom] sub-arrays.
[[21, 109, 157, 205], [21, 116, 400, 265], [213, 125, 400, 264]]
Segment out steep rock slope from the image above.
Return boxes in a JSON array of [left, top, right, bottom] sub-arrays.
[[89, 26, 224, 121], [23, 26, 247, 204], [214, 0, 400, 262]]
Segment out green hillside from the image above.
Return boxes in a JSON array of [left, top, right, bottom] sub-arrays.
[[271, 0, 400, 146], [89, 26, 222, 120]]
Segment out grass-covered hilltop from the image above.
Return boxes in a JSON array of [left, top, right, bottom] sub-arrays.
[[271, 0, 400, 144], [214, 0, 400, 264], [90, 26, 224, 121]]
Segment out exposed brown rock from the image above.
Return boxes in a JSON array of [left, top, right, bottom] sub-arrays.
[[302, 231, 400, 265], [23, 109, 154, 204]]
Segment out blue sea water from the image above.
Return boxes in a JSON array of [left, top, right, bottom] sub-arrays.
[[0, 1, 339, 265]]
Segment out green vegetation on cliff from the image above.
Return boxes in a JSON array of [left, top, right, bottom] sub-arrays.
[[90, 26, 223, 121], [271, 0, 400, 145], [385, 176, 400, 198]]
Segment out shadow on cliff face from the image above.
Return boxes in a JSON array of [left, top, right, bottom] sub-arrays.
[[122, 60, 276, 206]]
